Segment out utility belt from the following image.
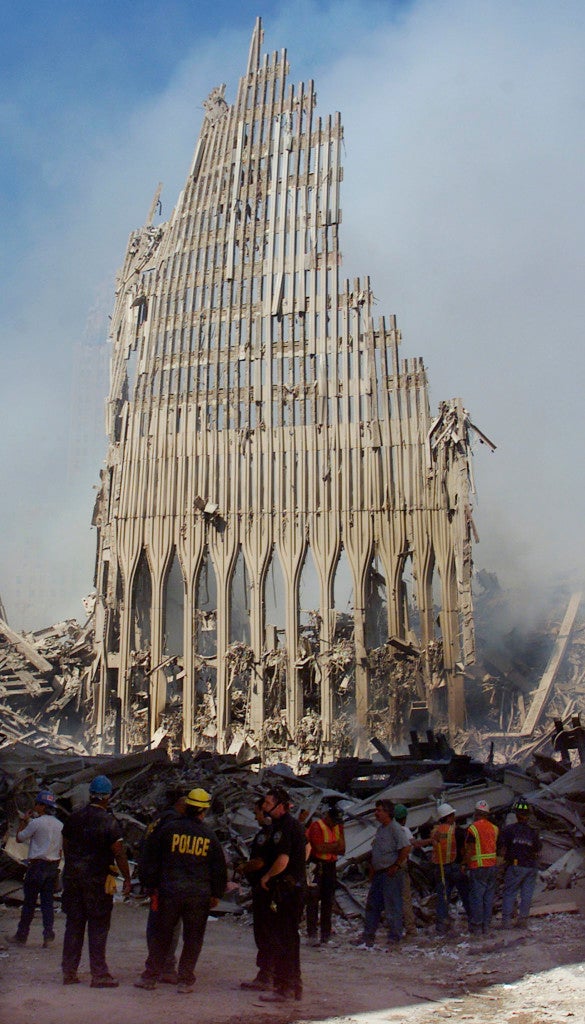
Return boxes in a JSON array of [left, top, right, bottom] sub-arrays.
[[270, 873, 304, 901]]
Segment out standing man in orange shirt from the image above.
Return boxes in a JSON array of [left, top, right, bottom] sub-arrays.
[[306, 800, 345, 946], [430, 803, 470, 935], [465, 800, 499, 936]]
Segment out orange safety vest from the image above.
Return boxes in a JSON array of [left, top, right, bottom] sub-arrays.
[[309, 819, 342, 862], [431, 822, 456, 865], [467, 818, 498, 869]]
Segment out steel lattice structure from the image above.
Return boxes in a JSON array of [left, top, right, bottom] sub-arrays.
[[91, 20, 486, 755]]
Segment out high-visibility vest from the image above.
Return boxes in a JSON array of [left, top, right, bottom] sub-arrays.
[[431, 822, 456, 865], [467, 818, 498, 869], [309, 819, 342, 862]]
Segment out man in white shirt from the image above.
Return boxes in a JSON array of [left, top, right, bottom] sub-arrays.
[[8, 790, 63, 948]]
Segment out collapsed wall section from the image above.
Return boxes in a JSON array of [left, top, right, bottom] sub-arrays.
[[91, 19, 485, 756]]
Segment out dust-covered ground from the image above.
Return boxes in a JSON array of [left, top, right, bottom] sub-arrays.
[[1, 900, 584, 1024]]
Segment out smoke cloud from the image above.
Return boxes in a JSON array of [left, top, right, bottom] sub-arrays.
[[1, 0, 583, 628]]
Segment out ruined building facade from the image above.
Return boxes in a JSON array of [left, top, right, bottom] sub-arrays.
[[92, 21, 489, 756]]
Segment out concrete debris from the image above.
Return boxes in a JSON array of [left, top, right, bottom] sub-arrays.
[[0, 615, 95, 754], [1, 572, 585, 933], [1, 715, 585, 931], [1, 578, 584, 774]]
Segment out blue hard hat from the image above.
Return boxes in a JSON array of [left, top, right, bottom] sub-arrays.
[[89, 775, 113, 796], [36, 790, 57, 808]]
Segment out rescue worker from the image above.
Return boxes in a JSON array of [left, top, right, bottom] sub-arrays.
[[499, 799, 541, 928], [135, 787, 227, 994], [141, 787, 187, 983], [353, 799, 410, 949], [254, 786, 306, 1003], [305, 799, 345, 945], [238, 797, 274, 990], [430, 803, 470, 934], [8, 790, 63, 948], [393, 804, 417, 938], [465, 799, 499, 935], [61, 774, 131, 987]]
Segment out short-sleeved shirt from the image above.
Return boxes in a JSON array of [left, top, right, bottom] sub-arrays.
[[499, 821, 541, 868], [248, 824, 273, 886], [371, 820, 408, 871], [397, 822, 414, 862], [269, 812, 306, 884], [18, 814, 63, 862], [62, 803, 122, 884]]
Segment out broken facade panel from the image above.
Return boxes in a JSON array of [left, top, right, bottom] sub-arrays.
[[91, 19, 486, 755]]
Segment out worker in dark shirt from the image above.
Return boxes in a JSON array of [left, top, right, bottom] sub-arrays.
[[254, 786, 306, 1003], [61, 774, 131, 988], [135, 787, 227, 994], [238, 797, 274, 991], [499, 799, 541, 928]]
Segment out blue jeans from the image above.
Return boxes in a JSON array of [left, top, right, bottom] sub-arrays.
[[364, 870, 403, 944], [16, 860, 59, 942], [434, 862, 470, 932], [468, 867, 497, 933], [501, 865, 537, 924]]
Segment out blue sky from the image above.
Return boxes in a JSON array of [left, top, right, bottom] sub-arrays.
[[1, 0, 584, 629]]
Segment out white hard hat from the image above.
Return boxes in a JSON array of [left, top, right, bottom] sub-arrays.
[[437, 803, 456, 819], [475, 799, 490, 813]]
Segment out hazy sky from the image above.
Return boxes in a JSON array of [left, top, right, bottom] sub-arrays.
[[1, 0, 584, 630]]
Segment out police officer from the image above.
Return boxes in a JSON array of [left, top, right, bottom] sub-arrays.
[[254, 786, 306, 1003], [141, 787, 187, 983], [499, 799, 541, 928], [239, 797, 274, 990], [135, 787, 227, 994]]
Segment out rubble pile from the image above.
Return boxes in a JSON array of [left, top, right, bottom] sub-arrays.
[[2, 720, 585, 928], [1, 577, 583, 771], [1, 576, 585, 929], [458, 584, 585, 764], [0, 615, 94, 755]]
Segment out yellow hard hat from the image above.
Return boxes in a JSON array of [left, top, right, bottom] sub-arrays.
[[185, 787, 211, 809]]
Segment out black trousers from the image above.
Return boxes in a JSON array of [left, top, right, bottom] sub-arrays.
[[146, 905, 181, 972], [251, 885, 273, 979], [61, 880, 113, 979], [268, 886, 304, 994], [306, 861, 337, 941], [143, 894, 210, 985]]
